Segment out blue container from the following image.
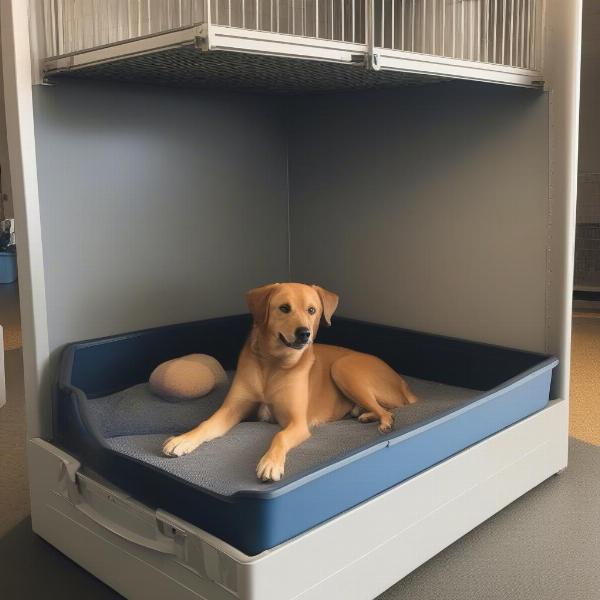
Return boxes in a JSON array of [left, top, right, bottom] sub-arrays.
[[0, 252, 17, 283], [54, 315, 558, 555]]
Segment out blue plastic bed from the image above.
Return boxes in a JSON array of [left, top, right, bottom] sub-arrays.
[[53, 315, 557, 555]]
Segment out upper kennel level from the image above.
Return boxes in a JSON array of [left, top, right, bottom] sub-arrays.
[[40, 1, 545, 92]]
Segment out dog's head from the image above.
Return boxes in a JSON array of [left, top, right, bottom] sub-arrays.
[[246, 282, 338, 357]]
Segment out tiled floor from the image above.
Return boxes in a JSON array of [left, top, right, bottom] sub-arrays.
[[570, 313, 600, 447]]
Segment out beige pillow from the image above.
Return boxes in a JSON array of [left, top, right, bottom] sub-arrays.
[[149, 354, 228, 401]]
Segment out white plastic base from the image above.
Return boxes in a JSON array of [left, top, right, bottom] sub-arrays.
[[29, 399, 568, 600]]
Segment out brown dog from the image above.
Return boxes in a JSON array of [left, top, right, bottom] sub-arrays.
[[162, 283, 416, 481]]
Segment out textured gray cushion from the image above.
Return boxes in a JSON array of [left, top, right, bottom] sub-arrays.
[[87, 378, 230, 438], [90, 374, 479, 496]]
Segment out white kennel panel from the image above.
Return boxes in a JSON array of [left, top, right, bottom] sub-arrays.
[[29, 399, 567, 600]]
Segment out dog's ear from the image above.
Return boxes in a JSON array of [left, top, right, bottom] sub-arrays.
[[246, 283, 279, 325], [312, 285, 339, 327]]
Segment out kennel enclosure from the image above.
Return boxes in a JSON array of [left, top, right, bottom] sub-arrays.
[[2, 1, 582, 599], [40, 0, 545, 90]]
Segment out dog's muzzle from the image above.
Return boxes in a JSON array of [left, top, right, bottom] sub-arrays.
[[279, 328, 310, 350]]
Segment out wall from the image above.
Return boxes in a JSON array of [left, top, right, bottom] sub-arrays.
[[289, 82, 550, 352], [34, 80, 289, 352], [33, 79, 552, 364], [578, 0, 600, 176], [574, 0, 600, 289], [0, 14, 13, 219]]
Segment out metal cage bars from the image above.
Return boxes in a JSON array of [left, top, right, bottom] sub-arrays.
[[43, 0, 544, 71]]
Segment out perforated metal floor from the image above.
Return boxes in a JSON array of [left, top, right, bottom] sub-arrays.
[[45, 47, 445, 94]]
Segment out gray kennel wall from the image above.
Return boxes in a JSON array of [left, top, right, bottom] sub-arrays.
[[33, 80, 290, 353], [33, 79, 550, 361], [288, 83, 550, 353]]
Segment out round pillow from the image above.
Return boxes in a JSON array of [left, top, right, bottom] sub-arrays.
[[149, 354, 228, 401]]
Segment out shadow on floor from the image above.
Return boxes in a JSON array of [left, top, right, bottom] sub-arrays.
[[0, 519, 121, 599]]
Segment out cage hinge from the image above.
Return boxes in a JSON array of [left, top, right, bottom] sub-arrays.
[[365, 50, 381, 72]]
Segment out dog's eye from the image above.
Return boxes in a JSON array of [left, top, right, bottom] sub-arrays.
[[308, 307, 316, 315], [279, 304, 291, 314]]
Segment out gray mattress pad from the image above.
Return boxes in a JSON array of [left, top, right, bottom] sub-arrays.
[[88, 373, 480, 496]]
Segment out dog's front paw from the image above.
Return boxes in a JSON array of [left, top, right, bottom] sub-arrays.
[[162, 434, 201, 457], [256, 453, 285, 482], [378, 412, 394, 434]]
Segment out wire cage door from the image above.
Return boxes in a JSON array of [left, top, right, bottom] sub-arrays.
[[44, 0, 544, 73]]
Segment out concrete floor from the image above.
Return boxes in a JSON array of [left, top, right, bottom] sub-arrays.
[[0, 312, 599, 599], [0, 282, 26, 538], [0, 350, 28, 538], [379, 438, 600, 600]]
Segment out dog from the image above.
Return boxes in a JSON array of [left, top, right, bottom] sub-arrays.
[[162, 283, 416, 481]]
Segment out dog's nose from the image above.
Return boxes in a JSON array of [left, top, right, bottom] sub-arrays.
[[295, 327, 311, 343]]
